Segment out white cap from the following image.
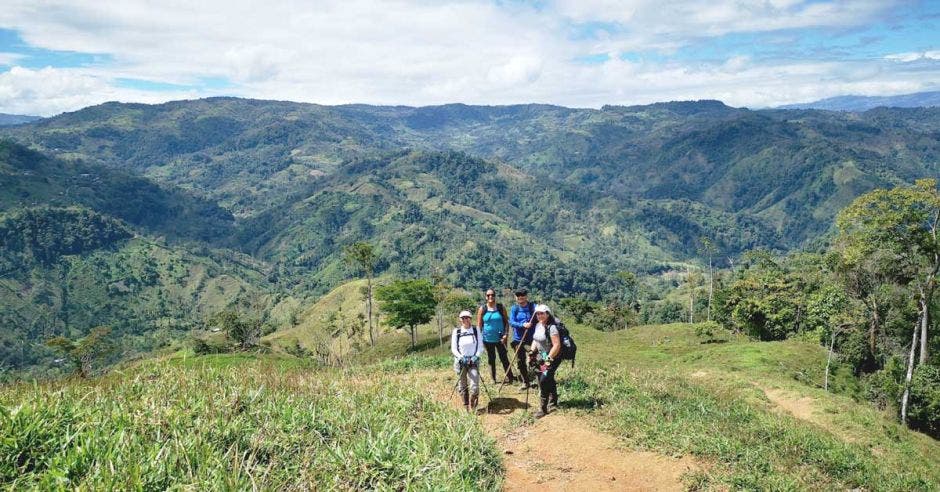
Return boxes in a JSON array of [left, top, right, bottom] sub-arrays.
[[458, 310, 473, 318], [534, 304, 551, 314]]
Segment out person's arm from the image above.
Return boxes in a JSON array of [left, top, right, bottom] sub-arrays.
[[476, 307, 484, 333], [475, 327, 484, 357], [451, 329, 461, 359], [548, 326, 562, 360], [500, 306, 509, 344], [509, 305, 523, 330]]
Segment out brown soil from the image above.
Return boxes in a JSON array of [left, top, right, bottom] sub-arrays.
[[447, 383, 700, 491], [761, 387, 818, 422]]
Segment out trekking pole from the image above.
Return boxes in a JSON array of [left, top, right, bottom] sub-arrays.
[[498, 312, 537, 396], [477, 366, 491, 415]]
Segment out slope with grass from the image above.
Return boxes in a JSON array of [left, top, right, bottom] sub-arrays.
[[0, 354, 501, 489], [388, 321, 940, 490], [2, 320, 938, 489]]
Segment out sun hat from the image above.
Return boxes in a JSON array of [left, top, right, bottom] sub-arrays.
[[458, 310, 473, 318], [534, 304, 551, 314]]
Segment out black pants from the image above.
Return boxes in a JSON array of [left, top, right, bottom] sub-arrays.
[[510, 341, 531, 384], [483, 341, 512, 382], [538, 357, 563, 402]]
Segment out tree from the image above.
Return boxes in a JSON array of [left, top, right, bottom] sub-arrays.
[[558, 297, 598, 323], [837, 179, 940, 424], [375, 279, 436, 350], [616, 271, 640, 312], [46, 326, 115, 378], [699, 237, 717, 322], [343, 242, 378, 347], [432, 270, 450, 347], [208, 310, 261, 350]]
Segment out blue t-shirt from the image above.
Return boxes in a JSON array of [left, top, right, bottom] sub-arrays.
[[481, 307, 506, 343], [510, 303, 536, 342]]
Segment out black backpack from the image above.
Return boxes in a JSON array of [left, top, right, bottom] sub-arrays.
[[555, 320, 577, 366]]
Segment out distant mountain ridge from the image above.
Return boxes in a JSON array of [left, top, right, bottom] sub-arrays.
[[0, 113, 41, 126], [780, 90, 940, 111]]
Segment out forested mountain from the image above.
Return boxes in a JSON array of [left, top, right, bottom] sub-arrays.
[[1, 98, 938, 374], [0, 113, 41, 126], [780, 90, 940, 111]]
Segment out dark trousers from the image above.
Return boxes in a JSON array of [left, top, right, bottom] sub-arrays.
[[538, 357, 563, 402], [510, 340, 531, 384], [483, 341, 512, 381]]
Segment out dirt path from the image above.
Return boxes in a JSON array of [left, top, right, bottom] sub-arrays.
[[434, 374, 699, 491]]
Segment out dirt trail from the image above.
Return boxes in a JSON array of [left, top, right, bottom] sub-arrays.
[[444, 380, 699, 491]]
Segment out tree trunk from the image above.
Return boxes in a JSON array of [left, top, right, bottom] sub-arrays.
[[825, 330, 837, 391], [367, 275, 374, 348], [410, 324, 417, 350], [920, 295, 930, 365], [901, 318, 920, 425], [688, 266, 694, 324], [707, 256, 713, 322], [869, 298, 880, 357], [438, 307, 444, 347]]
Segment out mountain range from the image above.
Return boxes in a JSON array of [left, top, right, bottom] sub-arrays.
[[779, 90, 940, 111], [1, 97, 938, 374]]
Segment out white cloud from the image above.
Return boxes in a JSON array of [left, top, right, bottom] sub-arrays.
[[885, 50, 940, 62], [0, 0, 934, 115]]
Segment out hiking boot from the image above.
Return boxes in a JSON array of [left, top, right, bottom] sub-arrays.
[[533, 398, 549, 418], [469, 394, 479, 413], [460, 390, 469, 407], [548, 394, 558, 410]]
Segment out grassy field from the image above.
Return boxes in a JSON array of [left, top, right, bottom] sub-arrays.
[[0, 354, 501, 490], [2, 316, 938, 490], [369, 321, 940, 490]]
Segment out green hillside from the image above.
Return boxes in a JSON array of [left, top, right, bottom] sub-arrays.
[[3, 322, 937, 490]]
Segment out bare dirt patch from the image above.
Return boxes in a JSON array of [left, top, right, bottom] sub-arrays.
[[761, 387, 818, 422], [440, 379, 699, 491]]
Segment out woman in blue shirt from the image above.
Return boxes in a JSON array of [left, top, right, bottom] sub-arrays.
[[476, 288, 513, 384]]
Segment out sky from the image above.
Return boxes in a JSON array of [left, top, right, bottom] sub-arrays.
[[0, 0, 937, 116]]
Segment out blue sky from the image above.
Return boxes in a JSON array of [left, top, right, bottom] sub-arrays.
[[0, 0, 936, 115]]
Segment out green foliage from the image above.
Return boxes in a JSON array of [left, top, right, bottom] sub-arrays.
[[207, 310, 262, 350], [558, 297, 597, 323], [907, 364, 940, 438], [0, 207, 131, 267], [375, 279, 436, 350], [44, 326, 114, 378], [0, 359, 502, 489]]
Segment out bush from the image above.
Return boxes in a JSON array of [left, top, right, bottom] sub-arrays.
[[189, 334, 231, 355], [907, 364, 940, 438], [862, 358, 905, 412]]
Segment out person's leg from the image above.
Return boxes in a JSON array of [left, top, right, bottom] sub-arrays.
[[534, 360, 552, 417], [545, 359, 562, 408], [484, 342, 497, 382], [496, 342, 513, 381], [455, 359, 469, 407], [512, 341, 530, 387], [469, 365, 480, 411]]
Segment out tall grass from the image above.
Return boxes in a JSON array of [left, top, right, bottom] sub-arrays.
[[0, 356, 501, 490], [561, 367, 938, 491]]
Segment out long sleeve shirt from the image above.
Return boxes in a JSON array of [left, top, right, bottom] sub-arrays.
[[510, 302, 536, 342], [451, 325, 483, 358]]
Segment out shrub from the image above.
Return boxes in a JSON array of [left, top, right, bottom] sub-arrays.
[[907, 364, 940, 438]]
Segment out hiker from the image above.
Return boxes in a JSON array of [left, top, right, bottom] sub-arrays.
[[477, 288, 513, 384], [451, 310, 483, 412], [509, 288, 536, 390], [530, 304, 563, 418]]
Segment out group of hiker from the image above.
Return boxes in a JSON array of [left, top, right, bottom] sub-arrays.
[[450, 288, 572, 418]]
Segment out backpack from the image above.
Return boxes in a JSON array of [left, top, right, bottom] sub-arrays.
[[454, 326, 480, 356], [554, 320, 577, 366]]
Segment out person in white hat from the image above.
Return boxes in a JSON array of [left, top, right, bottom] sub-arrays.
[[530, 303, 562, 418], [451, 310, 483, 412]]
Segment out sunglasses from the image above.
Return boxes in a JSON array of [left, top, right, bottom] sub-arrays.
[[485, 293, 495, 297], [460, 316, 471, 319]]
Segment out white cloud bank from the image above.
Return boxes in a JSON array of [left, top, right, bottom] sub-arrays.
[[0, 0, 936, 115]]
